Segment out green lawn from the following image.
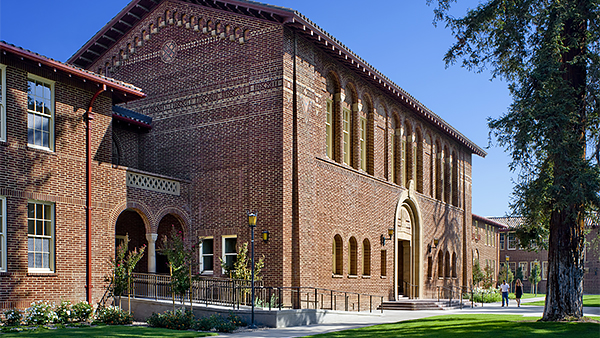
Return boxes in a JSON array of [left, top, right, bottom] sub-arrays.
[[525, 295, 600, 307], [304, 314, 600, 338], [511, 292, 545, 300], [0, 325, 217, 337]]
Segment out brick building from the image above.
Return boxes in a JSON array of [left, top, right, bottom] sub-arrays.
[[491, 216, 599, 294], [67, 0, 490, 301], [470, 214, 506, 286], [1, 0, 491, 308]]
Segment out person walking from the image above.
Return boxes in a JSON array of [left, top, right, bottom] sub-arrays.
[[500, 280, 510, 307], [515, 279, 523, 307]]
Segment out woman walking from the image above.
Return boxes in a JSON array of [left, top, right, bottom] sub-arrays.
[[515, 279, 523, 307]]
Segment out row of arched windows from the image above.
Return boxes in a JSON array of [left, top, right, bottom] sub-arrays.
[[324, 72, 460, 207], [332, 235, 372, 276], [427, 250, 458, 279]]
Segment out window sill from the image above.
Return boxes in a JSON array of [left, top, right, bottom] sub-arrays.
[[332, 274, 343, 279], [348, 275, 358, 279], [380, 276, 387, 279], [362, 275, 371, 279], [27, 271, 56, 276]]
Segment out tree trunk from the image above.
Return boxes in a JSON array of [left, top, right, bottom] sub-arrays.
[[542, 209, 585, 320]]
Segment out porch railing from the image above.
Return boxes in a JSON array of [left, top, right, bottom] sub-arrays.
[[130, 273, 384, 313]]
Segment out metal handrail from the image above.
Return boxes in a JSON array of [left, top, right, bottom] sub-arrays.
[[401, 280, 419, 299], [436, 285, 463, 309], [129, 273, 385, 313]]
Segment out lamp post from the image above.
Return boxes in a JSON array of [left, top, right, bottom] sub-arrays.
[[247, 211, 258, 329]]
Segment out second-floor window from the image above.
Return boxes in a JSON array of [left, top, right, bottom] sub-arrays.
[[0, 64, 6, 142], [27, 76, 54, 150]]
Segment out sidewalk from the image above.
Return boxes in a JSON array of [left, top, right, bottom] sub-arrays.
[[219, 297, 600, 338]]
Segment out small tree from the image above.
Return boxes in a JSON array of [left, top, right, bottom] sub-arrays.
[[482, 264, 495, 289], [472, 260, 484, 287], [220, 242, 264, 304], [498, 263, 514, 287], [105, 235, 145, 311], [160, 226, 193, 312], [529, 261, 542, 296], [515, 266, 524, 289]]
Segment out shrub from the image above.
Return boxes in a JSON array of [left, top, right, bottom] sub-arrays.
[[25, 301, 57, 326], [71, 302, 93, 323], [213, 315, 237, 333], [464, 287, 502, 303], [227, 311, 246, 327], [147, 308, 194, 330], [95, 306, 133, 325], [1, 309, 23, 327], [55, 300, 73, 324], [193, 314, 218, 331]]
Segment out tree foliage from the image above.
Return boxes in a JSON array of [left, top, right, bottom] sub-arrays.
[[429, 0, 599, 321], [220, 242, 264, 282], [472, 259, 484, 286], [498, 264, 514, 286], [160, 226, 193, 302], [104, 235, 145, 308], [529, 260, 542, 296]]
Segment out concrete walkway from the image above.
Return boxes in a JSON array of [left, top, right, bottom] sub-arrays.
[[219, 297, 600, 337]]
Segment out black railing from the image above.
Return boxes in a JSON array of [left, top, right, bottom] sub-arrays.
[[436, 285, 463, 309], [129, 273, 384, 313]]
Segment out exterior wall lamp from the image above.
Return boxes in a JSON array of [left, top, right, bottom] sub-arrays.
[[428, 238, 439, 254], [262, 230, 269, 242], [380, 227, 394, 246]]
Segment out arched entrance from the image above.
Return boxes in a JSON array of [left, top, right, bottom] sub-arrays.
[[393, 188, 423, 299], [115, 209, 148, 273], [156, 214, 184, 274]]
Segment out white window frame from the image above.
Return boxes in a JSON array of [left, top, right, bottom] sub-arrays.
[[507, 232, 517, 250], [360, 117, 367, 171], [221, 235, 237, 274], [342, 108, 351, 165], [27, 74, 54, 151], [0, 196, 6, 272], [542, 261, 548, 280], [0, 64, 6, 142], [199, 236, 214, 275], [499, 233, 505, 250], [325, 99, 333, 158], [519, 261, 528, 278], [27, 200, 54, 273]]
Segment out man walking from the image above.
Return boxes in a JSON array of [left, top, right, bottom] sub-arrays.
[[500, 280, 510, 307]]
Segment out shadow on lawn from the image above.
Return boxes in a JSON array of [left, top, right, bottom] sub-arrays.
[[307, 314, 600, 338]]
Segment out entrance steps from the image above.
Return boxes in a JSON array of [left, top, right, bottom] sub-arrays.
[[379, 298, 463, 311]]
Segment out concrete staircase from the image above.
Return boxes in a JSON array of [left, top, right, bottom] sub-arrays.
[[379, 297, 464, 311]]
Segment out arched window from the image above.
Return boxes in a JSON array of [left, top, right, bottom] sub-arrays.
[[349, 236, 357, 275], [427, 256, 433, 279], [333, 235, 343, 275], [452, 252, 458, 278], [445, 251, 451, 278], [112, 136, 120, 166], [325, 73, 339, 160], [438, 251, 444, 278], [362, 239, 371, 276], [444, 146, 451, 203], [452, 150, 459, 206], [391, 113, 401, 185], [416, 129, 423, 193], [435, 140, 443, 200]]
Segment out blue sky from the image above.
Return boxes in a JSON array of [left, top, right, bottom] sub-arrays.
[[0, 0, 514, 217]]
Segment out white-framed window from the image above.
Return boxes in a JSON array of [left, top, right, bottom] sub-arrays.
[[499, 233, 505, 250], [27, 201, 54, 272], [27, 75, 54, 151], [519, 261, 528, 278], [507, 232, 517, 250], [199, 237, 214, 274], [342, 108, 351, 165], [542, 261, 548, 280], [0, 64, 6, 142], [360, 117, 366, 171], [221, 235, 237, 274], [325, 99, 333, 158], [0, 196, 6, 272]]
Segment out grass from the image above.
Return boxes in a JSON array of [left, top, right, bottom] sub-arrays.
[[511, 292, 544, 300], [525, 295, 600, 307], [304, 314, 600, 338], [0, 325, 218, 337]]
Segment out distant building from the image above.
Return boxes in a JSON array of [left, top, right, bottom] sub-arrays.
[[490, 216, 599, 294], [470, 215, 507, 287]]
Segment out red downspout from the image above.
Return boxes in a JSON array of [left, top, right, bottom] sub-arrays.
[[86, 85, 106, 304]]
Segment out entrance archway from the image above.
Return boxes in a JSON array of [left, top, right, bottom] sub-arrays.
[[393, 188, 423, 299], [156, 214, 184, 274], [115, 209, 148, 273]]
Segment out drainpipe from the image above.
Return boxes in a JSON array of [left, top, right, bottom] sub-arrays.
[[86, 85, 106, 304]]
